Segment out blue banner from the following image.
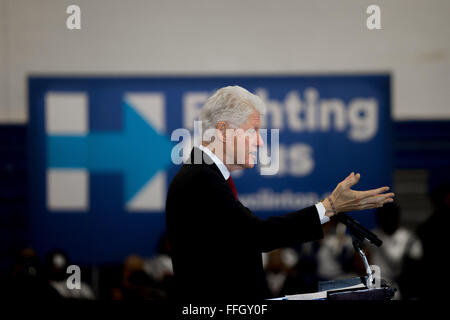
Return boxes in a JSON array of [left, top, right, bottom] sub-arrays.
[[28, 75, 392, 264]]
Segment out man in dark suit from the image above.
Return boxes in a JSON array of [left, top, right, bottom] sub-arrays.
[[165, 86, 394, 301]]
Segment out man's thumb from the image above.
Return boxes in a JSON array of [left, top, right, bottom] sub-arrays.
[[348, 173, 360, 187]]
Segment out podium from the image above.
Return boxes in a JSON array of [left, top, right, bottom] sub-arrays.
[[270, 276, 396, 300], [321, 277, 396, 301], [327, 287, 395, 300]]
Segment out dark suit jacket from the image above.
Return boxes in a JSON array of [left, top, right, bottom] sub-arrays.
[[165, 147, 324, 301]]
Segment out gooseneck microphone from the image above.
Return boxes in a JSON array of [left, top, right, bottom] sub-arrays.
[[335, 212, 383, 247]]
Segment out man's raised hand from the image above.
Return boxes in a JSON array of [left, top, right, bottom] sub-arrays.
[[323, 172, 395, 218]]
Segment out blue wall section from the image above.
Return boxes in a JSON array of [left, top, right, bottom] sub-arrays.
[[394, 121, 450, 192], [0, 126, 28, 276]]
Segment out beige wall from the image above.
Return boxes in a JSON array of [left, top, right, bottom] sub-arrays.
[[0, 0, 449, 123], [0, 0, 9, 121]]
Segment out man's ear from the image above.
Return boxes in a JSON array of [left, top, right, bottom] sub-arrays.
[[216, 121, 227, 143]]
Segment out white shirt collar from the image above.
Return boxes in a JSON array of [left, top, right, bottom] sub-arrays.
[[197, 145, 230, 180]]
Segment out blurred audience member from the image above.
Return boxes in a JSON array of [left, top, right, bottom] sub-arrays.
[[417, 184, 450, 299], [5, 247, 47, 299], [263, 248, 298, 297], [370, 203, 422, 299], [143, 232, 175, 298], [115, 254, 167, 300], [317, 219, 355, 281], [279, 242, 321, 295], [44, 249, 95, 299]]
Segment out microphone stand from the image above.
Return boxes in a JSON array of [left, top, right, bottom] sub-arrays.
[[352, 237, 374, 289], [334, 212, 381, 289]]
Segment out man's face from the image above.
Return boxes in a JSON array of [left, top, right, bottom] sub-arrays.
[[225, 109, 264, 169]]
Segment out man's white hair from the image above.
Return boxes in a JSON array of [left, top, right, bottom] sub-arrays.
[[199, 86, 266, 133]]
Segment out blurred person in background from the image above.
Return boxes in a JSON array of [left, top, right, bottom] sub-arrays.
[[143, 232, 175, 299], [5, 247, 48, 299], [416, 184, 450, 299], [370, 203, 422, 299], [281, 242, 321, 295], [317, 219, 355, 281], [44, 249, 95, 300], [263, 248, 297, 298], [116, 254, 167, 300]]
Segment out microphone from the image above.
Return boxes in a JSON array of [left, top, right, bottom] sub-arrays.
[[335, 212, 382, 247]]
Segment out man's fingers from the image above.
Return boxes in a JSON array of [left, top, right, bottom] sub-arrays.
[[344, 172, 360, 188], [360, 186, 392, 199], [360, 198, 394, 210], [361, 193, 395, 205], [340, 172, 353, 187]]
